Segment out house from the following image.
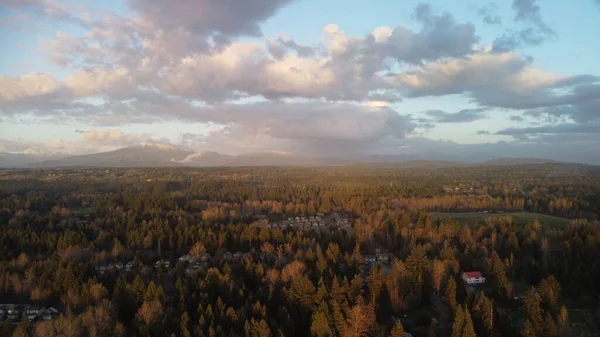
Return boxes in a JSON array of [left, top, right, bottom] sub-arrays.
[[364, 255, 377, 264], [155, 260, 171, 268], [125, 261, 134, 270], [6, 308, 19, 321], [462, 271, 485, 284], [377, 254, 389, 263], [114, 262, 124, 270], [200, 253, 210, 263], [224, 252, 233, 261], [26, 308, 41, 321], [179, 255, 193, 263], [42, 307, 59, 321], [234, 251, 244, 260]]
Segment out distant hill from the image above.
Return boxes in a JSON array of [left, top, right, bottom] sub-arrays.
[[26, 146, 350, 168], [174, 151, 350, 167], [481, 158, 559, 166], [8, 145, 590, 168], [29, 143, 194, 168], [0, 152, 64, 168], [354, 160, 470, 169]]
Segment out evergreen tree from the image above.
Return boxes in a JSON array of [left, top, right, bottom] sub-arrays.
[[311, 311, 334, 337], [489, 252, 509, 297], [428, 319, 438, 337], [524, 288, 543, 334], [390, 321, 406, 337], [451, 305, 464, 337], [520, 320, 536, 337], [462, 308, 477, 337], [445, 278, 458, 312], [543, 313, 558, 337], [330, 300, 346, 336]]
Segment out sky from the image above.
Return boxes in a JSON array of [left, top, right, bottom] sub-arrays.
[[0, 0, 599, 163]]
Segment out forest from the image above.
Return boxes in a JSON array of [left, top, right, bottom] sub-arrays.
[[0, 163, 599, 337]]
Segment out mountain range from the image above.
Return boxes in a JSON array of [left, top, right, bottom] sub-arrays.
[[0, 142, 572, 168]]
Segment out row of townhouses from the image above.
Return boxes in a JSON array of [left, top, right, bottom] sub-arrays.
[[0, 305, 60, 324]]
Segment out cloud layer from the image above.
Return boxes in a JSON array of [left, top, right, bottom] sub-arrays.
[[0, 0, 599, 163]]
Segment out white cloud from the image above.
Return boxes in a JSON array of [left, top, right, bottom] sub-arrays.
[[82, 129, 140, 144], [0, 73, 62, 101]]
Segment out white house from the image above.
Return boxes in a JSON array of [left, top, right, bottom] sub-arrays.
[[462, 271, 485, 284]]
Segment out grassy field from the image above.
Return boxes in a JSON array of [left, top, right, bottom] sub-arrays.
[[429, 211, 571, 228]]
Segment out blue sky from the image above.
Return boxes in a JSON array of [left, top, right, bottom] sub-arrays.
[[1, 0, 599, 163]]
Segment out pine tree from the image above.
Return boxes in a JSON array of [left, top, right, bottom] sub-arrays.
[[406, 245, 429, 287], [489, 252, 509, 297], [330, 300, 346, 336], [473, 291, 493, 334], [343, 296, 376, 337], [428, 319, 438, 337], [315, 277, 329, 305], [390, 321, 406, 337], [451, 305, 464, 337], [369, 263, 385, 306], [539, 276, 560, 312], [445, 278, 458, 312], [524, 288, 542, 334], [557, 305, 568, 327], [462, 308, 476, 337], [543, 313, 558, 337], [181, 311, 192, 337], [520, 320, 536, 337], [311, 311, 334, 337]]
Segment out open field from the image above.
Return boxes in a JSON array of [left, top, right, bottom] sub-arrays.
[[429, 211, 571, 228]]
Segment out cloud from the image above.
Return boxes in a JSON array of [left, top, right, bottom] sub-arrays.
[[167, 101, 415, 156], [424, 108, 488, 123], [497, 123, 600, 137], [397, 51, 556, 97], [495, 119, 600, 144], [493, 0, 556, 51], [0, 0, 90, 27], [1, 1, 599, 163], [267, 35, 316, 59], [384, 4, 478, 64], [475, 130, 491, 135], [128, 0, 295, 38], [397, 51, 599, 110], [81, 129, 140, 145], [0, 73, 62, 101], [513, 0, 550, 27], [477, 3, 502, 25], [1, 2, 481, 107], [510, 115, 525, 122]]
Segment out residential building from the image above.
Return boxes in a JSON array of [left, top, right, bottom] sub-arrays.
[[462, 271, 485, 284]]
